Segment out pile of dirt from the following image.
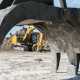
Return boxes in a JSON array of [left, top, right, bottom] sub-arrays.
[[47, 23, 80, 51]]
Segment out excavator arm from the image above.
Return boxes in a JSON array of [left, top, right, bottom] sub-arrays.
[[22, 26, 35, 41]]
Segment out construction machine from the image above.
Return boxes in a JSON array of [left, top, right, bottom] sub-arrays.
[[32, 31, 47, 51], [20, 24, 48, 51], [9, 24, 49, 51]]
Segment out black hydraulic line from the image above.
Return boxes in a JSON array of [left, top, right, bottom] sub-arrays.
[[13, 0, 53, 5], [0, 0, 53, 10]]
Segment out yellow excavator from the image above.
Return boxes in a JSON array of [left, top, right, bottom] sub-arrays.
[[8, 34, 17, 47], [32, 31, 47, 51], [22, 25, 47, 51], [8, 25, 35, 50], [19, 24, 47, 51], [9, 24, 48, 51]]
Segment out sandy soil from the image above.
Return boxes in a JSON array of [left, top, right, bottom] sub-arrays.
[[0, 51, 79, 80]]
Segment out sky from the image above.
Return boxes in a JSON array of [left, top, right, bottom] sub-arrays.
[[54, 0, 80, 8], [5, 0, 80, 37], [5, 25, 39, 38], [5, 25, 28, 37]]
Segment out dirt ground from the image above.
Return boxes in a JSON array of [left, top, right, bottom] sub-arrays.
[[0, 51, 80, 80]]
